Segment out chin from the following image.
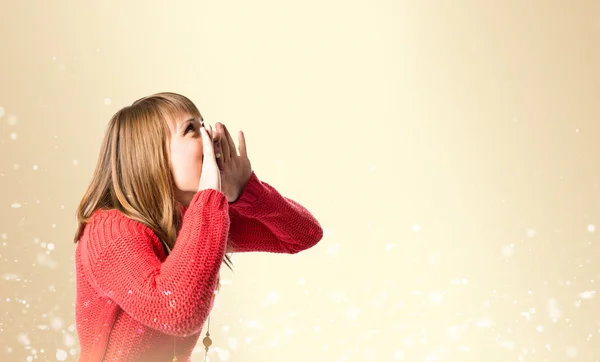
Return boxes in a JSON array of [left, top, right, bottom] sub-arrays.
[[174, 188, 197, 206]]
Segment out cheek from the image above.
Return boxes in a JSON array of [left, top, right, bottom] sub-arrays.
[[191, 140, 204, 160], [170, 140, 204, 189]]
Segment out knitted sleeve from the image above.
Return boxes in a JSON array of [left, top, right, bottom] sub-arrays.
[[227, 171, 323, 254], [80, 189, 230, 337]]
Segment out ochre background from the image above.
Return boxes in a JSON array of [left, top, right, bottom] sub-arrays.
[[2, 1, 600, 361]]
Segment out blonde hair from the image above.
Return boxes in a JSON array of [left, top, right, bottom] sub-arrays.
[[74, 92, 232, 269]]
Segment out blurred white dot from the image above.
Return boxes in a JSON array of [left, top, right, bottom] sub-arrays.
[[475, 318, 494, 328], [428, 252, 441, 264], [104, 98, 112, 105], [370, 165, 377, 171], [51, 224, 56, 229], [262, 291, 280, 306], [412, 224, 421, 232], [501, 244, 515, 257], [1, 233, 6, 240], [27, 356, 32, 362], [51, 317, 63, 330], [56, 348, 67, 361], [32, 165, 38, 171], [346, 306, 361, 319], [243, 320, 261, 329], [587, 224, 595, 232], [327, 243, 340, 255], [7, 114, 17, 125], [394, 350, 406, 360], [547, 298, 562, 322], [527, 228, 536, 237], [579, 290, 595, 299], [17, 333, 30, 345], [13, 164, 20, 170], [536, 325, 544, 332], [0, 107, 4, 118], [73, 160, 79, 166], [323, 228, 333, 237], [429, 292, 443, 304], [10, 132, 17, 140], [566, 346, 577, 358], [11, 203, 22, 209], [47, 243, 55, 251], [227, 337, 238, 350], [37, 251, 57, 269], [216, 347, 231, 361], [52, 56, 57, 61], [298, 278, 305, 285]]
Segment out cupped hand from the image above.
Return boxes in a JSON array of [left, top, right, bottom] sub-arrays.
[[208, 122, 252, 202], [197, 125, 221, 193]]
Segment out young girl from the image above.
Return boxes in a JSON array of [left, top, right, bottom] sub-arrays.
[[73, 92, 323, 361]]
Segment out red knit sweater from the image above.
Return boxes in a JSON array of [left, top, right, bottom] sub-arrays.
[[74, 172, 323, 361]]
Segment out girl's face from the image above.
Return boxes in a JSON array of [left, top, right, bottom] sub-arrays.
[[168, 113, 205, 206]]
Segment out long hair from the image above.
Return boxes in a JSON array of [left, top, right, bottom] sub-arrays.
[[74, 92, 232, 269]]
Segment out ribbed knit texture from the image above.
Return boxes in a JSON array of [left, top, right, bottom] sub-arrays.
[[75, 172, 323, 361]]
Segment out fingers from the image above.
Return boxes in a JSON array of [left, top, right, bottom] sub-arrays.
[[198, 126, 221, 192], [214, 123, 229, 162], [200, 126, 216, 162], [223, 124, 237, 158], [205, 124, 222, 161], [214, 122, 244, 160], [238, 130, 247, 158], [213, 138, 222, 162]]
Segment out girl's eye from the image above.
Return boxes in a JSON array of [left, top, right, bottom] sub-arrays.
[[184, 123, 195, 134]]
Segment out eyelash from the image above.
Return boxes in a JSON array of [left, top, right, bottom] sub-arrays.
[[184, 123, 195, 134]]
